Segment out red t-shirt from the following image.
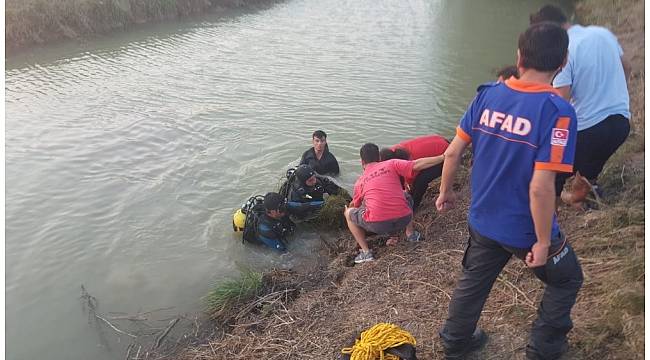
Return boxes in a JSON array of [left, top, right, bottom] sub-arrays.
[[352, 159, 415, 222], [391, 135, 449, 185]]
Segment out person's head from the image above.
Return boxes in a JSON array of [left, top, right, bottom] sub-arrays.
[[264, 192, 287, 219], [379, 147, 410, 161], [295, 164, 317, 186], [517, 23, 569, 74], [529, 5, 568, 26], [312, 130, 328, 153], [360, 143, 380, 166], [496, 65, 519, 82]]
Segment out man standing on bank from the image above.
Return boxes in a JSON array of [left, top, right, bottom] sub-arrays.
[[436, 23, 584, 360], [530, 5, 631, 206], [300, 130, 340, 176]]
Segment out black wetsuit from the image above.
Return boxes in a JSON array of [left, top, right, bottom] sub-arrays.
[[255, 213, 295, 252], [286, 176, 341, 218], [300, 146, 340, 176]]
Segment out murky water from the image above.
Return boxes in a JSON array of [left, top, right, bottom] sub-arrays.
[[5, 0, 569, 359]]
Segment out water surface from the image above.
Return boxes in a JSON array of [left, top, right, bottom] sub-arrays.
[[5, 1, 568, 358]]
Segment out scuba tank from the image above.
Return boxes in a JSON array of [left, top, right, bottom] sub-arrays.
[[232, 195, 265, 235], [233, 209, 246, 232], [242, 195, 266, 244]]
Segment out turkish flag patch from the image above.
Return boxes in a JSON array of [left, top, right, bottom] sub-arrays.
[[551, 128, 569, 146]]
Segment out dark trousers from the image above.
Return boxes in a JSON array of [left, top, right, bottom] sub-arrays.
[[555, 114, 630, 195], [410, 163, 443, 211], [440, 227, 583, 359]]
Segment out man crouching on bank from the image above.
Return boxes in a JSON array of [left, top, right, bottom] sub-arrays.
[[344, 142, 443, 264]]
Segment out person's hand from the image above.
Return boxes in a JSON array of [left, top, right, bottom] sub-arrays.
[[436, 190, 457, 212], [525, 242, 550, 268]]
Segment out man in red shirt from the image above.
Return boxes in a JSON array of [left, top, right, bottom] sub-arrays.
[[380, 134, 450, 211], [344, 143, 444, 263]]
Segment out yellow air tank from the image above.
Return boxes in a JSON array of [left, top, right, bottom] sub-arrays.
[[232, 209, 246, 232]]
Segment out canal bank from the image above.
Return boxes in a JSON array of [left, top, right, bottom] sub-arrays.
[[5, 0, 282, 52], [177, 0, 646, 358]]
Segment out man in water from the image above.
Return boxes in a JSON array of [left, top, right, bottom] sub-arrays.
[[286, 164, 342, 219], [300, 130, 340, 176], [250, 192, 295, 252]]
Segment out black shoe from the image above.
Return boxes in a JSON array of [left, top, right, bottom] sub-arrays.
[[444, 328, 488, 360], [525, 340, 569, 360]]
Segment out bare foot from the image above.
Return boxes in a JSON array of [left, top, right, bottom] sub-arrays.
[[386, 236, 399, 246]]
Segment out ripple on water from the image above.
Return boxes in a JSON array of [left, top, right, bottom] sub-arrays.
[[5, 0, 556, 358]]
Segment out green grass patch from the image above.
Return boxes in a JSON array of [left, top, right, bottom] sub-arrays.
[[204, 270, 263, 318], [312, 190, 351, 230]]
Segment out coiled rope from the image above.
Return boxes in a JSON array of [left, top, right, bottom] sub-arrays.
[[341, 323, 416, 360]]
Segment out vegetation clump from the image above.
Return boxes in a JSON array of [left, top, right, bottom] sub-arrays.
[[204, 270, 263, 319]]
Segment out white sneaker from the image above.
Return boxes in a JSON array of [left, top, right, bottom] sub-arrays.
[[354, 250, 375, 263]]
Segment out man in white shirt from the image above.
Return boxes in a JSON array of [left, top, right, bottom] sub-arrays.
[[530, 5, 631, 207]]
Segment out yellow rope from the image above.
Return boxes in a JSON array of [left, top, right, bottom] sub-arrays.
[[341, 323, 416, 360]]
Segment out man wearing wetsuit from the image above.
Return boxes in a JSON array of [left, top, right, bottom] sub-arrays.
[[300, 130, 340, 176], [255, 192, 295, 252], [287, 164, 341, 218]]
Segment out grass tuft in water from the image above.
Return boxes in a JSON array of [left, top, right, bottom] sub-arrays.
[[312, 190, 351, 230], [204, 270, 263, 317]]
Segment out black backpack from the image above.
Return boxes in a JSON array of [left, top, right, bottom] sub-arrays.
[[241, 195, 265, 244]]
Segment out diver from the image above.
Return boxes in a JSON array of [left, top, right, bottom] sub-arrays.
[[282, 164, 343, 219], [235, 192, 295, 252], [299, 130, 340, 176]]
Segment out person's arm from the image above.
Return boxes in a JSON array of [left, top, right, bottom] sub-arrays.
[[318, 175, 341, 195], [412, 155, 445, 172], [553, 55, 572, 101], [526, 170, 556, 267], [556, 86, 571, 101], [435, 136, 469, 212], [281, 215, 295, 233], [350, 181, 363, 208]]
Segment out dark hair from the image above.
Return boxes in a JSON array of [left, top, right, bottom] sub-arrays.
[[380, 147, 410, 161], [518, 23, 568, 72], [496, 65, 519, 80], [360, 143, 380, 164], [379, 148, 394, 161], [264, 192, 287, 211], [530, 5, 568, 25], [312, 130, 327, 140]]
